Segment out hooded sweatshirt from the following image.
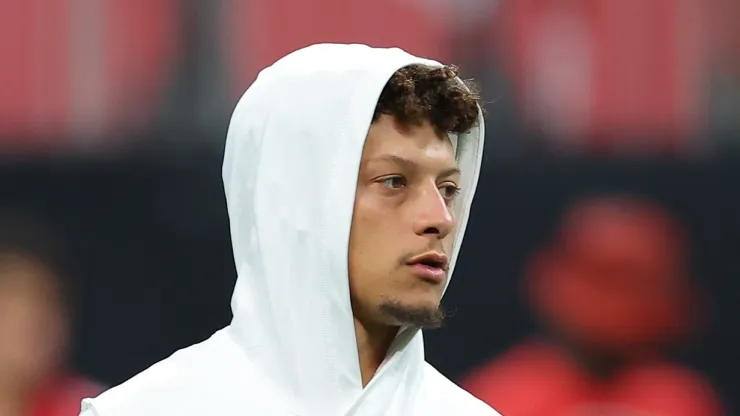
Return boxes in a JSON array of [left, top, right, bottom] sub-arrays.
[[79, 43, 499, 416]]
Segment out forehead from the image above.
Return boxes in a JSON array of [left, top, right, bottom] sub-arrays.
[[362, 115, 456, 167]]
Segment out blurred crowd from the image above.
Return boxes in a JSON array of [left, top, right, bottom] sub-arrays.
[[463, 197, 723, 415], [0, 214, 100, 416], [2, 0, 739, 155], [1, 0, 738, 415]]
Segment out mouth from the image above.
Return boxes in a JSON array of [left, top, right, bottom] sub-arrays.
[[406, 253, 449, 283]]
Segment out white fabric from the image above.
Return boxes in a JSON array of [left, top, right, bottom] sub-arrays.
[[80, 43, 499, 416]]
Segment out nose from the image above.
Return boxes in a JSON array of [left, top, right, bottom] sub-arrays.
[[411, 182, 455, 239]]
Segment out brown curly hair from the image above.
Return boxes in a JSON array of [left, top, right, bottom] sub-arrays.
[[372, 64, 483, 135]]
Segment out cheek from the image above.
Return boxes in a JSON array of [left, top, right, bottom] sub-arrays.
[[350, 192, 399, 255], [349, 198, 406, 290], [350, 220, 396, 275], [441, 233, 455, 255], [349, 206, 384, 278]]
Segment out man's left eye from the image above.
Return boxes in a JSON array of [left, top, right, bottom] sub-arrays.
[[440, 185, 461, 200], [382, 176, 406, 189]]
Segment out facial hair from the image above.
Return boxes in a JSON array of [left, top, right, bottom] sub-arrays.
[[379, 298, 445, 329]]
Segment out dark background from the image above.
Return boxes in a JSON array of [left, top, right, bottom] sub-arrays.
[[3, 146, 736, 412]]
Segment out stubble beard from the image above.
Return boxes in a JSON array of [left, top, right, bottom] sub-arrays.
[[378, 298, 446, 329]]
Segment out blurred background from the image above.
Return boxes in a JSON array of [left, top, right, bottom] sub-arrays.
[[0, 0, 738, 415]]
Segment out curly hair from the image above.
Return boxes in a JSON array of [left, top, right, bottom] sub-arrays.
[[372, 64, 483, 135]]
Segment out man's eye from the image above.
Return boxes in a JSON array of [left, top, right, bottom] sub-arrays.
[[381, 176, 406, 189], [440, 184, 461, 200]]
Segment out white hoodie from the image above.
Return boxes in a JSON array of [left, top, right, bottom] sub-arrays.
[[80, 43, 499, 416]]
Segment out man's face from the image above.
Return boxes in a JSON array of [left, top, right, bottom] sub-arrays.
[[0, 254, 67, 386], [348, 114, 460, 328]]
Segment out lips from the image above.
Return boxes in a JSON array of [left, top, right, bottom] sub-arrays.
[[416, 258, 445, 269], [407, 252, 449, 283]]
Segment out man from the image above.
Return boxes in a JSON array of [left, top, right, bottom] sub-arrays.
[[0, 212, 101, 416], [80, 44, 499, 415], [463, 196, 724, 415]]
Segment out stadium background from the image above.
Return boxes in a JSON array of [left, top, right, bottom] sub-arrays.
[[1, 0, 738, 414]]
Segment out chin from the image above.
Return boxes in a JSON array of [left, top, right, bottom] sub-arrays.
[[379, 297, 445, 329]]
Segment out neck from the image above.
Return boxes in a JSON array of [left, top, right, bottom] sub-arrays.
[[354, 317, 398, 387], [555, 336, 657, 381]]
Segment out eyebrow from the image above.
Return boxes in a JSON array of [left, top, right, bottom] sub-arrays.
[[367, 154, 460, 177]]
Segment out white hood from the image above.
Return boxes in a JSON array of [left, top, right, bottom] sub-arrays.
[[80, 44, 496, 416]]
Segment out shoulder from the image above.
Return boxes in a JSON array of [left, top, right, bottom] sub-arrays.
[[461, 342, 578, 401], [32, 374, 104, 416], [420, 363, 503, 416], [82, 328, 264, 416], [82, 344, 207, 416], [622, 363, 725, 415]]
